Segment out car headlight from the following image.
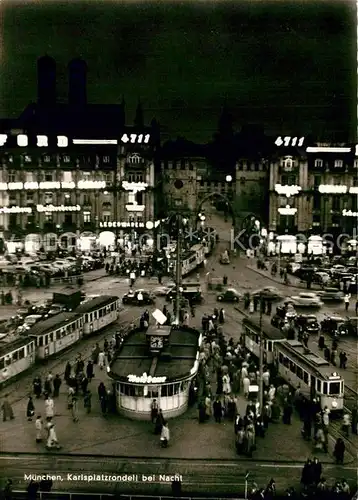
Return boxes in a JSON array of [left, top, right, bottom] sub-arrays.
[[331, 400, 338, 408]]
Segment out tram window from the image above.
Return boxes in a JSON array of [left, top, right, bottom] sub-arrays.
[[283, 356, 289, 368], [45, 335, 48, 345], [99, 309, 103, 318], [303, 372, 309, 384], [323, 382, 328, 395], [61, 329, 65, 338], [12, 350, 19, 361], [39, 337, 44, 347], [289, 361, 296, 373], [5, 355, 11, 366], [268, 341, 273, 352], [135, 386, 144, 397], [0, 358, 4, 369], [263, 340, 268, 350], [279, 353, 283, 363], [329, 382, 340, 395], [56, 331, 61, 340], [317, 380, 322, 392], [19, 347, 25, 359], [49, 333, 53, 342], [296, 366, 303, 379]]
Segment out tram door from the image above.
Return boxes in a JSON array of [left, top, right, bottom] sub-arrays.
[[310, 375, 316, 400]]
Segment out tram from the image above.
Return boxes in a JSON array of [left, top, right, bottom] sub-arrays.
[[75, 295, 120, 335], [28, 312, 83, 359], [0, 336, 36, 386], [242, 318, 345, 412], [276, 340, 344, 411], [242, 317, 286, 365]]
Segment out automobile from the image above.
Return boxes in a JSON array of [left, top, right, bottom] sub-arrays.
[[251, 286, 283, 302], [153, 285, 173, 297], [37, 264, 57, 275], [48, 303, 68, 315], [166, 283, 203, 304], [331, 264, 347, 276], [24, 314, 43, 326], [316, 288, 344, 302], [312, 272, 331, 286], [289, 292, 323, 308], [295, 266, 317, 279], [122, 289, 155, 306], [295, 314, 320, 334], [347, 267, 358, 275], [345, 317, 358, 336], [220, 251, 230, 264], [271, 303, 297, 328], [287, 262, 301, 275], [217, 288, 242, 303], [320, 316, 348, 337]]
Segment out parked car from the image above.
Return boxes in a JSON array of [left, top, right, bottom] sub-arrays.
[[312, 272, 331, 287], [217, 288, 241, 303], [220, 251, 230, 264], [295, 314, 320, 334], [320, 315, 349, 337], [166, 283, 203, 304], [153, 285, 173, 297], [345, 317, 358, 336], [316, 288, 344, 302], [122, 289, 155, 306], [24, 314, 43, 326], [289, 292, 323, 308]]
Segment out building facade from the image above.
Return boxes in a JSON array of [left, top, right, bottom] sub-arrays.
[[268, 145, 358, 236], [0, 133, 155, 252]]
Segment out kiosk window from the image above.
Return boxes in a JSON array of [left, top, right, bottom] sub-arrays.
[[135, 386, 144, 397], [161, 385, 168, 397]]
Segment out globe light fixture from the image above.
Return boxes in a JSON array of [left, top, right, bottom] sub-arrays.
[[226, 175, 232, 183], [146, 221, 154, 230]]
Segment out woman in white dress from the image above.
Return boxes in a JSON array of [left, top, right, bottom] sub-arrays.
[[45, 396, 54, 419]]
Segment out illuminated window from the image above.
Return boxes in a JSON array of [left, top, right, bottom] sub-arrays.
[[63, 155, 70, 163], [43, 155, 51, 163], [334, 160, 343, 168], [45, 173, 53, 182], [315, 159, 323, 167], [83, 211, 91, 223], [24, 155, 31, 163], [8, 172, 16, 183], [63, 171, 73, 183], [103, 156, 110, 163], [26, 192, 34, 203], [45, 192, 53, 204], [45, 212, 53, 222]]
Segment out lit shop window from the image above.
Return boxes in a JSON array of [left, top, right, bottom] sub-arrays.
[[83, 212, 91, 223], [43, 155, 51, 163], [334, 160, 343, 168], [8, 172, 16, 183], [63, 155, 70, 163], [103, 156, 110, 163], [63, 171, 73, 183], [45, 212, 53, 222]]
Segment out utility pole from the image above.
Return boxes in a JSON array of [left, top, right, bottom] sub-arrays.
[[258, 292, 264, 412], [175, 214, 182, 324]]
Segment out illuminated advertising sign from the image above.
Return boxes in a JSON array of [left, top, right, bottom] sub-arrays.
[[275, 184, 301, 196], [0, 206, 32, 214], [318, 185, 347, 194], [0, 181, 105, 191], [275, 136, 305, 147], [342, 209, 358, 217], [99, 221, 145, 228], [127, 373, 167, 384], [121, 134, 150, 144], [36, 205, 81, 213], [0, 134, 151, 148], [278, 206, 297, 215]]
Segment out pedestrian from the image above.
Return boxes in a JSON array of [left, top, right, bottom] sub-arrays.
[[3, 479, 13, 500], [27, 480, 39, 500], [249, 300, 254, 314], [160, 422, 170, 448], [81, 374, 89, 395], [33, 376, 42, 398], [219, 308, 225, 324], [1, 395, 14, 421], [44, 372, 53, 396], [35, 415, 43, 442], [84, 390, 92, 414], [334, 437, 345, 464], [154, 409, 165, 434], [100, 393, 107, 416], [46, 423, 60, 450], [53, 374, 62, 398], [64, 361, 71, 382], [44, 395, 54, 419], [71, 395, 79, 422], [213, 398, 222, 423], [151, 399, 158, 423], [27, 396, 35, 421], [342, 412, 350, 437], [98, 350, 105, 370], [86, 360, 94, 380], [344, 293, 351, 311], [243, 376, 250, 398]]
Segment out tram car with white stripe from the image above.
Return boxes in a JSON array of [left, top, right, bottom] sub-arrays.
[[0, 336, 36, 386], [242, 317, 286, 365], [275, 340, 344, 412], [28, 312, 83, 359], [75, 295, 120, 335]]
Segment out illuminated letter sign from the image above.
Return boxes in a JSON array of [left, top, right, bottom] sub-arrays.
[[37, 135, 48, 147], [17, 135, 28, 147], [121, 133, 150, 144], [57, 136, 68, 148], [0, 134, 7, 146], [275, 136, 304, 147]]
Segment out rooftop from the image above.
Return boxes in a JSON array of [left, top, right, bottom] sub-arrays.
[[243, 316, 286, 341], [0, 336, 35, 358], [27, 312, 81, 336], [75, 295, 119, 314], [109, 325, 201, 382]]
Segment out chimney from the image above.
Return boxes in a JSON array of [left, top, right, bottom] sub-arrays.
[[37, 56, 56, 107], [68, 58, 87, 107]]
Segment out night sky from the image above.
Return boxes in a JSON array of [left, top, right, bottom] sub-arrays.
[[1, 0, 356, 143]]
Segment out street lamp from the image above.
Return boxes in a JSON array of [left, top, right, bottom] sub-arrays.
[[226, 175, 232, 183], [258, 292, 264, 413]]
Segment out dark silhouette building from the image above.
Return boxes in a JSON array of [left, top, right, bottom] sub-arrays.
[[37, 55, 56, 107], [68, 58, 87, 107]]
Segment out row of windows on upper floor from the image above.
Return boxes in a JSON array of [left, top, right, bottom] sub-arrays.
[[276, 175, 358, 187], [0, 171, 145, 184], [278, 196, 358, 211]]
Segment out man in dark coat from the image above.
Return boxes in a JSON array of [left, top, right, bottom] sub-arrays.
[[53, 375, 62, 398], [213, 398, 222, 423], [86, 360, 94, 380]]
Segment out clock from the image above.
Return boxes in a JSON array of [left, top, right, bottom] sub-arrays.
[[150, 336, 164, 350]]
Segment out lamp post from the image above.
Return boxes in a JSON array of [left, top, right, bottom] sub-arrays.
[[258, 292, 264, 413], [174, 214, 184, 324]]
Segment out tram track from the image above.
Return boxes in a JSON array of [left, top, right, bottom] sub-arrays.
[[0, 308, 142, 405]]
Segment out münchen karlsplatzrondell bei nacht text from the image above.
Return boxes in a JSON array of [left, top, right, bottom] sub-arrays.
[[24, 474, 184, 483]]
